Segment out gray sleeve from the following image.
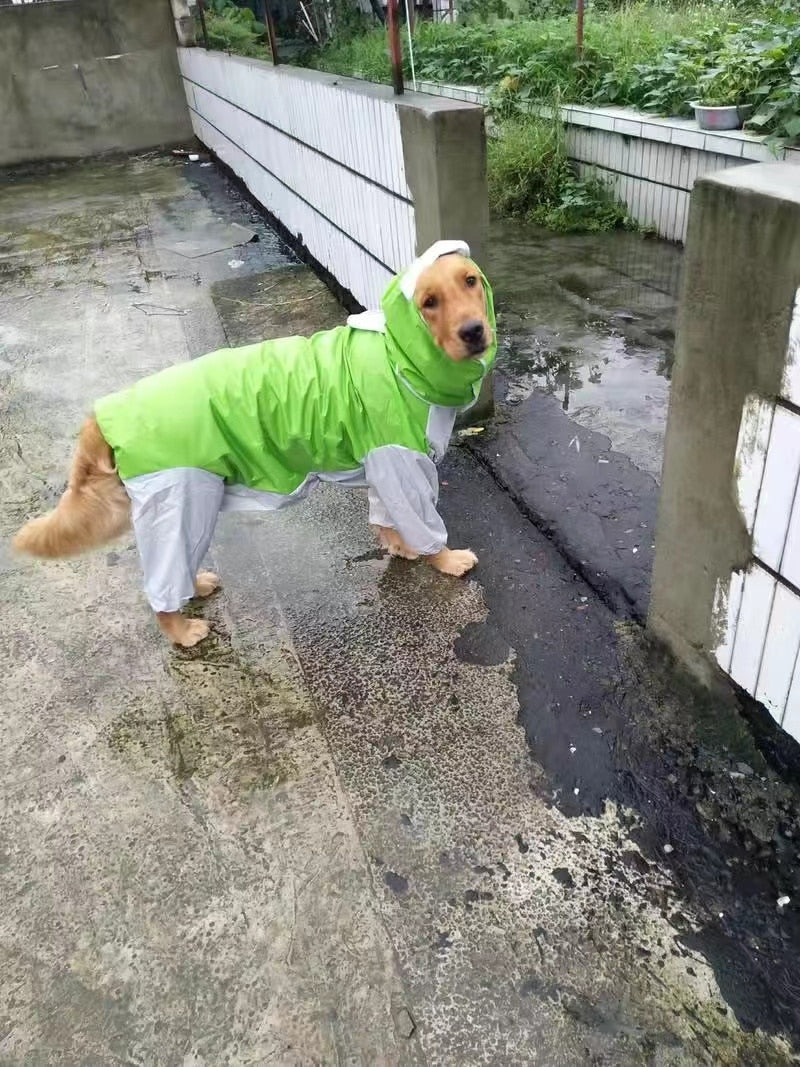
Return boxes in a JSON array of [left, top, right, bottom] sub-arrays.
[[363, 445, 447, 555]]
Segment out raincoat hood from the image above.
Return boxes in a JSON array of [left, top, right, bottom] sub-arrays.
[[350, 240, 497, 409]]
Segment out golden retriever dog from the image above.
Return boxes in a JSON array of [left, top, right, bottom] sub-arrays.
[[13, 243, 495, 646]]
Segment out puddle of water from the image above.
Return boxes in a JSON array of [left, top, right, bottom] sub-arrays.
[[488, 218, 682, 481]]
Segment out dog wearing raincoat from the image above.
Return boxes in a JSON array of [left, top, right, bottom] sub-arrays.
[[13, 240, 496, 646]]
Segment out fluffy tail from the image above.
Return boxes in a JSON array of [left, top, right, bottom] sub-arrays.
[[13, 417, 131, 559]]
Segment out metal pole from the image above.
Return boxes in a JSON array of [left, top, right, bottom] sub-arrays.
[[197, 0, 210, 49], [404, 0, 416, 91], [576, 0, 584, 58], [387, 0, 404, 95], [262, 0, 280, 65]]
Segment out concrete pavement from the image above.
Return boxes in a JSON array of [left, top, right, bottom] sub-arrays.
[[1, 154, 798, 1064]]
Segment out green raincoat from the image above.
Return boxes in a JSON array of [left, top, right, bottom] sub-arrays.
[[94, 240, 496, 612]]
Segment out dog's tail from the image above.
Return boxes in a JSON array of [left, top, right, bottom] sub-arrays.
[[13, 417, 131, 559]]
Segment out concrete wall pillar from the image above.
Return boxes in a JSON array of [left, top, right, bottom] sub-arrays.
[[649, 165, 800, 712], [170, 0, 196, 47], [397, 97, 493, 421]]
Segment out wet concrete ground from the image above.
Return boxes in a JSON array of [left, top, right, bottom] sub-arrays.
[[480, 220, 681, 620], [2, 155, 800, 1064], [488, 217, 680, 481]]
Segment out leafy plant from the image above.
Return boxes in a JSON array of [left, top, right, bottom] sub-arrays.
[[200, 0, 267, 57], [633, 13, 800, 135]]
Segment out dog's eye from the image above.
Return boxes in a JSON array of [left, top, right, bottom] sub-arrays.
[[465, 275, 477, 288], [422, 295, 438, 310]]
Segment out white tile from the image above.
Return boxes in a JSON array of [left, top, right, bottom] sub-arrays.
[[614, 117, 642, 138], [781, 287, 800, 406], [783, 656, 800, 739], [730, 564, 776, 694], [756, 582, 800, 722], [777, 461, 800, 591], [667, 144, 683, 188], [703, 133, 744, 158], [641, 122, 672, 145], [671, 126, 706, 150], [563, 106, 595, 128], [627, 137, 643, 177], [753, 405, 800, 570], [714, 569, 745, 674], [588, 111, 617, 132], [740, 138, 779, 163], [734, 395, 775, 534]]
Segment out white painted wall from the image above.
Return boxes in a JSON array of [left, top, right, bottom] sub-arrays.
[[716, 288, 800, 740], [178, 49, 417, 309], [414, 80, 800, 243]]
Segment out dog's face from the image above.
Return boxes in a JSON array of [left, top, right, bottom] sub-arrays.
[[413, 254, 493, 361]]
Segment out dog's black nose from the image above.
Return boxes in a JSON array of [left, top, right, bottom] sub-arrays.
[[458, 320, 486, 348]]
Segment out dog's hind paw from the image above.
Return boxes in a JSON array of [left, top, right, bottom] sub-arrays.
[[194, 571, 221, 598], [176, 619, 211, 647]]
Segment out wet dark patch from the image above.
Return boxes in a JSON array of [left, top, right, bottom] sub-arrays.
[[382, 753, 402, 769], [551, 868, 575, 889], [436, 930, 453, 951], [519, 973, 558, 1000], [556, 271, 593, 300], [464, 888, 494, 907], [384, 871, 409, 896], [496, 861, 512, 881], [514, 833, 530, 854], [454, 621, 511, 667], [440, 448, 800, 1046], [348, 548, 386, 564], [104, 597, 311, 791], [621, 850, 650, 875]]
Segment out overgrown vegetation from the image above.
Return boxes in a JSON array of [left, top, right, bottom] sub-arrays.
[[627, 12, 800, 141], [487, 112, 635, 232], [311, 3, 800, 143], [202, 0, 267, 57]]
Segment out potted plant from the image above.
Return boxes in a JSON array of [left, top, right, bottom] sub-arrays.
[[690, 61, 756, 132]]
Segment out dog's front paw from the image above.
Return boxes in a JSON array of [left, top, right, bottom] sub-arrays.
[[428, 548, 478, 577]]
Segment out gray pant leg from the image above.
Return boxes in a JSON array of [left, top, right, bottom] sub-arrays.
[[124, 468, 225, 613]]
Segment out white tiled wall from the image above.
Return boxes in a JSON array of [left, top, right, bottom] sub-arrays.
[[178, 49, 417, 309], [716, 287, 800, 740]]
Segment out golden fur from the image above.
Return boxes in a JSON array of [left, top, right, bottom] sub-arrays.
[[13, 255, 491, 646]]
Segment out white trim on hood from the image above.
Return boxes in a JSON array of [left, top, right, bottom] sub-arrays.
[[346, 240, 471, 333], [400, 240, 470, 299]]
